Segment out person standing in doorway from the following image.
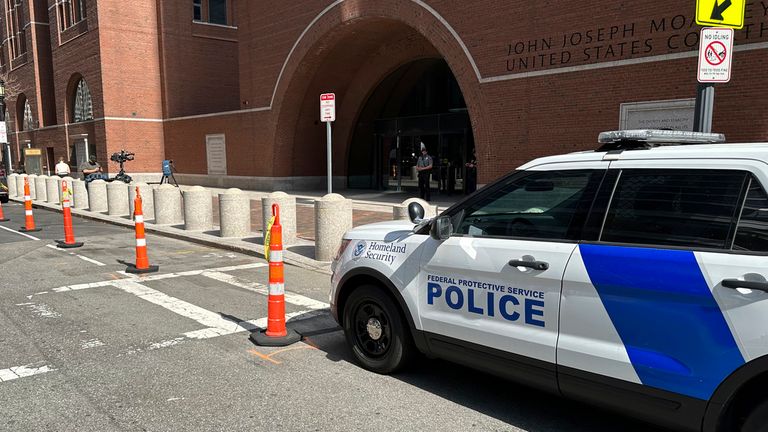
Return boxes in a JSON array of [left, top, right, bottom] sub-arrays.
[[465, 149, 478, 194], [416, 142, 433, 201], [55, 157, 71, 178]]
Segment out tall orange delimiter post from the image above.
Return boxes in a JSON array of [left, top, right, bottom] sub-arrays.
[[0, 198, 8, 222], [250, 203, 300, 346], [19, 177, 41, 232], [126, 187, 158, 274], [56, 180, 83, 248]]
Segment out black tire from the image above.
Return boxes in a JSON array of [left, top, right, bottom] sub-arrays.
[[0, 195, 7, 204], [742, 400, 768, 432], [342, 285, 414, 374]]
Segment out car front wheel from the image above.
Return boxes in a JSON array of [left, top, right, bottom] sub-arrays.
[[343, 285, 414, 374]]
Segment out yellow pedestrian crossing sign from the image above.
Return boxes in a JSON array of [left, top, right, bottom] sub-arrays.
[[696, 0, 746, 29]]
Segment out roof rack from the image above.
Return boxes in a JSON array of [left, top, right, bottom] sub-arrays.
[[596, 129, 726, 152]]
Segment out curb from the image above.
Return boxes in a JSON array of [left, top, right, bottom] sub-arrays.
[[9, 197, 333, 275]]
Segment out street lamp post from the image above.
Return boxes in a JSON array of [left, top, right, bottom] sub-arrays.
[[0, 80, 9, 175]]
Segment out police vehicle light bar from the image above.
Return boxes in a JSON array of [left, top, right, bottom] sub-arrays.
[[598, 129, 726, 145]]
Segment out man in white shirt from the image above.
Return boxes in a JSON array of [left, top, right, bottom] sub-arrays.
[[55, 157, 71, 177]]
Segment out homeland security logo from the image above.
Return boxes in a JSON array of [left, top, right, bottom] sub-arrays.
[[352, 241, 367, 259]]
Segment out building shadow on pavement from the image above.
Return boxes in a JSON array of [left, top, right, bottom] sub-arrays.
[[290, 310, 670, 432], [286, 245, 315, 260]]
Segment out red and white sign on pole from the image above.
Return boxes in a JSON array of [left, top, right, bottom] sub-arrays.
[[697, 27, 734, 83], [320, 93, 336, 122]]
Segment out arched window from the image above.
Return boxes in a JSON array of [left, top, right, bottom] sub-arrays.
[[17, 95, 34, 131], [23, 99, 33, 130], [73, 78, 93, 122]]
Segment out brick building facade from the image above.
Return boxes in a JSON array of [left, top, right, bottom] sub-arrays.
[[2, 0, 767, 190]]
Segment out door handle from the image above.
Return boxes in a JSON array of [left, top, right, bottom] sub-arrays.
[[722, 279, 768, 293], [508, 259, 549, 271]]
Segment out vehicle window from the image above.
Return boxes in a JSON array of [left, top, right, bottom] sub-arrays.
[[601, 169, 745, 249], [733, 178, 768, 252], [454, 170, 596, 240]]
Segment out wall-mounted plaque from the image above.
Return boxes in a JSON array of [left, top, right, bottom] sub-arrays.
[[620, 99, 696, 131]]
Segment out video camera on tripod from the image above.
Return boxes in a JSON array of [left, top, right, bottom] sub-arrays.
[[110, 149, 135, 183]]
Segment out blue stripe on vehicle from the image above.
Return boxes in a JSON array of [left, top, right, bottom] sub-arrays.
[[579, 244, 744, 400]]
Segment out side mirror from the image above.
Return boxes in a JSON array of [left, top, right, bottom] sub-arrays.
[[408, 202, 425, 223], [430, 216, 452, 240]]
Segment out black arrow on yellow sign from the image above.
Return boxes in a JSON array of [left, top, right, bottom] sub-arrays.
[[711, 0, 732, 20]]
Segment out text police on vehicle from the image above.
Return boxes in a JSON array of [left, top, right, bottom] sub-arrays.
[[330, 130, 768, 432]]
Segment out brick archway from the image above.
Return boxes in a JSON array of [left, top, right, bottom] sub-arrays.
[[269, 0, 488, 184]]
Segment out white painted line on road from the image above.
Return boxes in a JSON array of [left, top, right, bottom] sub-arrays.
[[112, 280, 250, 333], [80, 339, 105, 349], [148, 337, 185, 350], [44, 244, 106, 266], [0, 224, 40, 241], [75, 254, 106, 266], [0, 363, 54, 383], [183, 309, 319, 340], [20, 303, 61, 318], [47, 262, 269, 294], [201, 271, 329, 310], [52, 280, 115, 293]]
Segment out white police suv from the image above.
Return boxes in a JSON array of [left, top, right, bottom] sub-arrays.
[[331, 130, 768, 432]]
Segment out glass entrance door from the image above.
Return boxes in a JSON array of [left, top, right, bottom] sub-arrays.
[[373, 112, 472, 194]]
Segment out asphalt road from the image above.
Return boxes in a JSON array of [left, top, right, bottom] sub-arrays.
[[0, 202, 669, 432]]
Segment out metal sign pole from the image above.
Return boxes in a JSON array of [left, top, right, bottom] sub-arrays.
[[326, 121, 332, 195], [693, 83, 715, 133]]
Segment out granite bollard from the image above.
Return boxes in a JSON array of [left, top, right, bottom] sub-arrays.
[[261, 191, 296, 245], [107, 181, 130, 216], [315, 193, 353, 261], [129, 182, 154, 220], [88, 180, 108, 212], [153, 184, 183, 225], [46, 176, 61, 203], [27, 174, 37, 200], [73, 180, 89, 209], [183, 186, 212, 231], [393, 204, 409, 220], [7, 174, 17, 198], [219, 188, 250, 238], [17, 174, 27, 197], [34, 175, 48, 202]]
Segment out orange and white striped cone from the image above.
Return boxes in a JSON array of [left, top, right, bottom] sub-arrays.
[[0, 199, 8, 222], [126, 187, 158, 274], [56, 181, 83, 248], [250, 203, 300, 346], [19, 177, 41, 232]]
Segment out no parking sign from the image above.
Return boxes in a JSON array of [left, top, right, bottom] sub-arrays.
[[697, 28, 733, 83]]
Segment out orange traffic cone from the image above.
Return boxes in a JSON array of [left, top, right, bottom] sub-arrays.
[[19, 177, 41, 232], [0, 199, 8, 222], [126, 187, 158, 274], [56, 181, 83, 248], [250, 203, 300, 346]]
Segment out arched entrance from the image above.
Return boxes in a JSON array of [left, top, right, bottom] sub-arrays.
[[348, 59, 474, 194], [268, 2, 489, 192]]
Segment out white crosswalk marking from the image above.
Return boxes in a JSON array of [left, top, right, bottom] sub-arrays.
[[0, 363, 54, 382], [113, 280, 249, 333], [33, 260, 332, 356], [201, 271, 329, 310]]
